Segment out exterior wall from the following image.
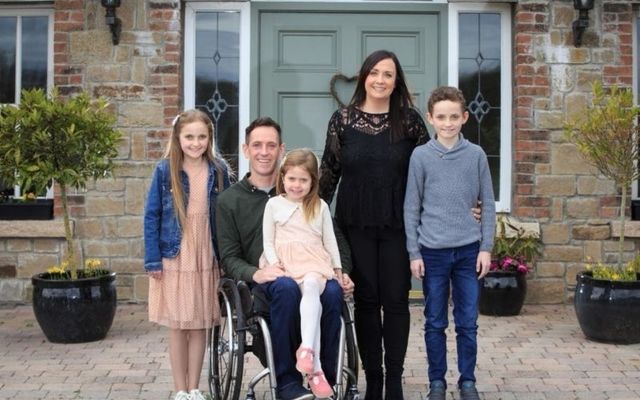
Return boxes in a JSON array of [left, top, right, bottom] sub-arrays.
[[0, 0, 182, 302], [0, 0, 637, 304], [513, 0, 636, 303]]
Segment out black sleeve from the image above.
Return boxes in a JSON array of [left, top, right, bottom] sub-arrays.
[[319, 109, 344, 204]]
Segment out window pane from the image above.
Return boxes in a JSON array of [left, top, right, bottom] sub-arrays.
[[0, 17, 17, 103], [459, 12, 501, 201], [21, 16, 48, 91], [195, 11, 240, 175]]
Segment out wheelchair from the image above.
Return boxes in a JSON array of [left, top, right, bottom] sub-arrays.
[[208, 278, 360, 400]]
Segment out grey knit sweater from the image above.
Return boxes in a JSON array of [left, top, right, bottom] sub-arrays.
[[403, 135, 496, 261]]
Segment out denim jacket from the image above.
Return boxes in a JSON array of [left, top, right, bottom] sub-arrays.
[[143, 158, 230, 272]]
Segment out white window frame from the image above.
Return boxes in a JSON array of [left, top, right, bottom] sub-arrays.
[[184, 2, 251, 176], [0, 6, 54, 199], [448, 2, 512, 213]]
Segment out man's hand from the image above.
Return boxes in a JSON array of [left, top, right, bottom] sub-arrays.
[[410, 259, 424, 280], [340, 273, 355, 296], [476, 250, 491, 279], [252, 265, 285, 284], [471, 200, 482, 222]]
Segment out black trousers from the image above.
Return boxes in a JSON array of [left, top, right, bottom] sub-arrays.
[[347, 226, 411, 382]]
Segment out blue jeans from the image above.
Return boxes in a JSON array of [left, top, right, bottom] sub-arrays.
[[420, 242, 481, 386], [259, 277, 343, 388]]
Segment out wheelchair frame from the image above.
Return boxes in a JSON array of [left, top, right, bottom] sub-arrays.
[[208, 278, 360, 400]]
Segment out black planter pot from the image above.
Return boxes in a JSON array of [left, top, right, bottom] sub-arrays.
[[32, 272, 117, 343], [574, 271, 640, 344], [479, 271, 527, 316], [0, 199, 53, 220]]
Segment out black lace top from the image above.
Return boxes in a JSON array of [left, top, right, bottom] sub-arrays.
[[319, 107, 428, 229]]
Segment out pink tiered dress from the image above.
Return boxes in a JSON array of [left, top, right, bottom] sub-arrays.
[[149, 161, 219, 329]]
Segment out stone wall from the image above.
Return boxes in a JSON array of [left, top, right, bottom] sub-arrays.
[[1, 0, 638, 304], [513, 0, 637, 303], [0, 0, 181, 302]]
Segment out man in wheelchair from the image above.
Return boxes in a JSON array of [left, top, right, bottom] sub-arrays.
[[216, 117, 355, 400]]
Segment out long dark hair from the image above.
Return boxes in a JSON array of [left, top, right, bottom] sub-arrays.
[[349, 50, 416, 142]]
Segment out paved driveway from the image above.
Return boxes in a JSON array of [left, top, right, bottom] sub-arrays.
[[0, 303, 639, 399]]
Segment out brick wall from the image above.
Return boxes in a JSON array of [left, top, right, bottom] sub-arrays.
[[513, 0, 636, 303]]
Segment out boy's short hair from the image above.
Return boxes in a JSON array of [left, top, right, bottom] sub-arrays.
[[427, 86, 467, 114]]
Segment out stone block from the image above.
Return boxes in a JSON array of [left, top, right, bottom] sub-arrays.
[[541, 223, 569, 244], [130, 239, 144, 258], [566, 198, 599, 218], [116, 285, 133, 301], [85, 196, 125, 217], [0, 279, 25, 302], [0, 220, 68, 238], [543, 245, 583, 262], [131, 131, 147, 161], [525, 279, 565, 304], [93, 84, 145, 100], [550, 65, 575, 92], [69, 31, 112, 63], [117, 217, 143, 238], [110, 258, 143, 274], [135, 274, 149, 301], [535, 111, 565, 129], [536, 176, 575, 196], [566, 263, 586, 285], [550, 144, 597, 175], [584, 241, 603, 262], [576, 176, 616, 195], [33, 239, 60, 252], [84, 240, 130, 258], [0, 265, 17, 278], [126, 179, 147, 215], [76, 218, 104, 239], [16, 253, 60, 278], [611, 221, 640, 238], [7, 239, 32, 252], [114, 162, 156, 179], [120, 103, 164, 127], [565, 92, 589, 121], [86, 64, 121, 82], [552, 4, 574, 27], [535, 262, 565, 278], [572, 225, 610, 240]]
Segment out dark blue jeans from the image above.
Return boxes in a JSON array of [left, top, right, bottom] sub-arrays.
[[260, 276, 343, 389], [420, 242, 481, 387]]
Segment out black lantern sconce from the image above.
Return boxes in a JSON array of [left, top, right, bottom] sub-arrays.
[[101, 0, 122, 45], [572, 0, 595, 47]]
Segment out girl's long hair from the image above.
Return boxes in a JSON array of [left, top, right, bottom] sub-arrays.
[[349, 49, 416, 142], [276, 149, 321, 223], [164, 109, 228, 229]]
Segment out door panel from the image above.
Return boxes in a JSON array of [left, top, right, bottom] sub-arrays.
[[259, 11, 442, 155]]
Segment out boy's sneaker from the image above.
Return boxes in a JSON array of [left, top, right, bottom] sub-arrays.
[[174, 391, 190, 400], [427, 380, 446, 400], [459, 381, 480, 400], [189, 389, 206, 400]]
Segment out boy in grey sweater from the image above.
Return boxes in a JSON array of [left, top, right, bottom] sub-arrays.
[[404, 86, 495, 400]]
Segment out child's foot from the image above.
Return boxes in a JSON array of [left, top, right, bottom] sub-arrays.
[[307, 371, 334, 398], [427, 380, 446, 400], [189, 389, 206, 400], [459, 380, 480, 400], [295, 345, 314, 375], [174, 391, 190, 400]]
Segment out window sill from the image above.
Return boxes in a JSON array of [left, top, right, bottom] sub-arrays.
[[0, 219, 68, 238]]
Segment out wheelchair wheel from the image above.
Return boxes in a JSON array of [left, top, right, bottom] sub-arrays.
[[340, 301, 360, 400], [209, 279, 246, 400]]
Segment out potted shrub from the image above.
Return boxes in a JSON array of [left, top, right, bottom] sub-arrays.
[[0, 88, 123, 343], [479, 216, 542, 316], [565, 81, 640, 344]]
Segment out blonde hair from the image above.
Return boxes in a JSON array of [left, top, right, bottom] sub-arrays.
[[163, 109, 227, 229], [276, 149, 321, 223]]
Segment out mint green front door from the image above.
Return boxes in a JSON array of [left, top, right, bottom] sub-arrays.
[[257, 6, 446, 155]]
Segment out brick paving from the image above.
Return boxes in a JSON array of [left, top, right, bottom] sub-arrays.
[[0, 303, 639, 400]]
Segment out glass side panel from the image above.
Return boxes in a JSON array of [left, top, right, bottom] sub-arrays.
[[21, 16, 48, 91], [0, 17, 17, 103], [459, 12, 501, 202], [195, 11, 241, 174]]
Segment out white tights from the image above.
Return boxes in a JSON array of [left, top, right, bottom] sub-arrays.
[[299, 273, 326, 372]]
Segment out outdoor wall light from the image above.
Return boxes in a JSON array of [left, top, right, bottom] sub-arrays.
[[101, 0, 122, 45], [572, 0, 595, 47]]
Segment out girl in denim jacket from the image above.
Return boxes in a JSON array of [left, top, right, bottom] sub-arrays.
[[144, 109, 230, 400]]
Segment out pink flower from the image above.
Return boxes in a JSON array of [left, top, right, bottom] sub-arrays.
[[517, 264, 529, 274]]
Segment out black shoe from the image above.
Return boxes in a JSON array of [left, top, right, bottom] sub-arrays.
[[427, 380, 446, 400], [277, 382, 312, 400], [364, 370, 383, 400], [459, 380, 480, 400]]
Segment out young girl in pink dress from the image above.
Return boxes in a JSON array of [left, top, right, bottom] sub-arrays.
[[144, 109, 230, 400], [260, 148, 344, 398]]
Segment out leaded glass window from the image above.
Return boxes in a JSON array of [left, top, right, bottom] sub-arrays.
[[194, 11, 240, 173]]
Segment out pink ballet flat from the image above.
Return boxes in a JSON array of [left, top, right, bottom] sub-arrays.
[[295, 346, 314, 375], [308, 371, 334, 398]]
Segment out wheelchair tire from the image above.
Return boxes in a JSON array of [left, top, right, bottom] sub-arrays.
[[209, 279, 246, 400], [340, 301, 360, 400]]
